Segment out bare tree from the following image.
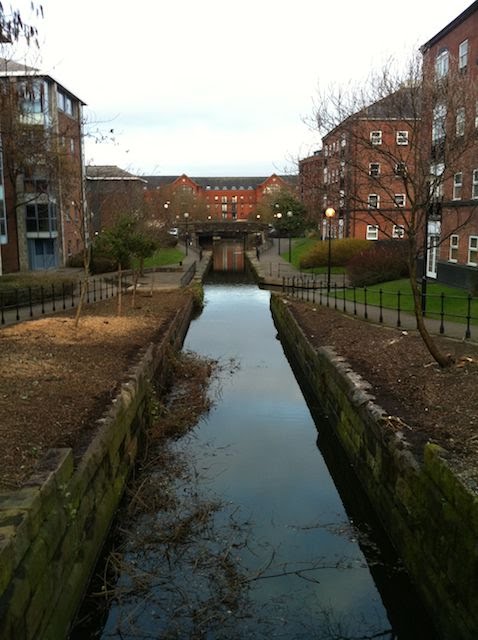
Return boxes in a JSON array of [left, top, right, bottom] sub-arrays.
[[312, 54, 478, 367]]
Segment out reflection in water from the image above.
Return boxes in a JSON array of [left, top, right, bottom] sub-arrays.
[[212, 240, 245, 272], [79, 284, 437, 639]]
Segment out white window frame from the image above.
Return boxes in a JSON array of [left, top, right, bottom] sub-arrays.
[[394, 162, 407, 177], [435, 49, 449, 78], [472, 169, 478, 199], [366, 225, 379, 240], [394, 194, 406, 207], [396, 130, 409, 145], [392, 224, 405, 239], [368, 194, 379, 209], [459, 39, 469, 70], [456, 107, 465, 136], [453, 172, 463, 200], [468, 236, 478, 266], [370, 130, 382, 145], [369, 162, 380, 177], [449, 234, 459, 262]]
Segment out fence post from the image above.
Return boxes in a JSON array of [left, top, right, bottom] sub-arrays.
[[466, 294, 472, 339], [353, 287, 357, 316], [1, 292, 4, 325], [397, 291, 401, 327], [29, 287, 33, 317], [439, 292, 445, 335], [364, 287, 368, 319], [379, 289, 383, 323]]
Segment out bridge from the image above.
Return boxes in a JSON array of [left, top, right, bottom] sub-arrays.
[[181, 220, 269, 248]]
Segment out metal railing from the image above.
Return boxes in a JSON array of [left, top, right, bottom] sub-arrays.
[[281, 275, 476, 341], [0, 275, 128, 326]]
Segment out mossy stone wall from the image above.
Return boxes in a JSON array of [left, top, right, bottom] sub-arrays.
[[271, 294, 478, 640], [0, 298, 193, 640]]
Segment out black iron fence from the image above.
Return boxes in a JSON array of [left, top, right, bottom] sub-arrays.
[[0, 276, 127, 326], [282, 275, 476, 341], [180, 261, 197, 286]]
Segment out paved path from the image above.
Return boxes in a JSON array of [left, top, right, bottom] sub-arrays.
[[249, 239, 476, 343]]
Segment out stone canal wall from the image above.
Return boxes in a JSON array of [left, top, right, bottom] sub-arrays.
[[271, 294, 478, 640], [0, 297, 194, 640]]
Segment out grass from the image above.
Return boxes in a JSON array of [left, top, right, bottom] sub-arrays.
[[341, 278, 477, 325], [137, 247, 185, 269], [281, 237, 345, 274]]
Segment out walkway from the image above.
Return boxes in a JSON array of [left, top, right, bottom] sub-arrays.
[[249, 239, 476, 343]]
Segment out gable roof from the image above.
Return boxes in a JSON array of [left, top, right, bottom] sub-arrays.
[[142, 174, 297, 190], [86, 165, 147, 183], [421, 1, 478, 53]]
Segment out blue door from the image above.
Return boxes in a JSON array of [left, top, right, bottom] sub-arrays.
[[28, 238, 58, 270]]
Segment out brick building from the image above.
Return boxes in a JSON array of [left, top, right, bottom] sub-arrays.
[[420, 1, 478, 288], [143, 173, 296, 224], [300, 89, 415, 242], [0, 58, 85, 273], [85, 165, 147, 235]]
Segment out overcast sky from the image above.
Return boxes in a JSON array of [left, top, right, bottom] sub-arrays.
[[9, 0, 476, 176]]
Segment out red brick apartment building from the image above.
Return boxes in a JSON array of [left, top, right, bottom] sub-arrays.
[[143, 173, 295, 224], [420, 1, 478, 288], [299, 1, 478, 289], [0, 58, 85, 273], [300, 89, 415, 242]]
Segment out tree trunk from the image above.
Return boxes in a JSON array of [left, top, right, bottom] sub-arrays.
[[117, 263, 123, 316], [408, 260, 453, 368]]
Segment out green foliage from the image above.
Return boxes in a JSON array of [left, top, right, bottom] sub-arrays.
[[93, 215, 157, 271], [0, 273, 77, 305], [271, 191, 308, 235], [299, 238, 370, 269], [346, 241, 409, 287]]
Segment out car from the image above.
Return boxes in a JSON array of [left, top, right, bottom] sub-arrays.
[[168, 227, 179, 236]]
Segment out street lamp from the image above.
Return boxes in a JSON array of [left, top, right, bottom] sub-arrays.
[[184, 212, 189, 256], [325, 207, 336, 292], [287, 210, 293, 263], [276, 212, 282, 254]]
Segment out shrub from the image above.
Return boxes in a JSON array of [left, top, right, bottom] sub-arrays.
[[346, 241, 409, 287], [67, 252, 119, 274], [299, 238, 370, 269]]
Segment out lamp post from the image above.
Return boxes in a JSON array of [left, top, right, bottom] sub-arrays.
[[184, 212, 189, 256], [276, 212, 282, 254], [287, 210, 293, 263], [325, 207, 336, 292]]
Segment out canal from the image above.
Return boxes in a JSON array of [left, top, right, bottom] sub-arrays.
[[72, 265, 438, 638]]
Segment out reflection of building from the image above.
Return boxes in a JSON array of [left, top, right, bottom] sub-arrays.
[[420, 3, 478, 287], [85, 166, 147, 234], [143, 173, 295, 221], [0, 58, 85, 273]]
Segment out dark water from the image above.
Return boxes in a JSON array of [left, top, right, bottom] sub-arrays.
[[78, 282, 437, 639]]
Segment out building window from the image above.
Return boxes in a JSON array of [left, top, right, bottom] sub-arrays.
[[459, 40, 469, 70], [394, 194, 406, 207], [26, 202, 57, 234], [449, 235, 459, 262], [456, 107, 465, 136], [57, 89, 74, 116], [368, 194, 379, 209], [370, 130, 382, 145], [468, 236, 478, 266], [430, 162, 445, 198], [453, 172, 463, 200], [369, 163, 380, 177], [396, 131, 409, 145], [394, 162, 407, 177], [435, 49, 449, 78], [432, 103, 447, 143], [392, 225, 405, 239], [366, 225, 379, 240], [472, 169, 478, 199]]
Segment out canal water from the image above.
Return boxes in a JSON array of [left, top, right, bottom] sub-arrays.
[[75, 262, 438, 638]]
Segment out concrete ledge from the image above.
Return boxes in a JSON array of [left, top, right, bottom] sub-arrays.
[[0, 297, 194, 640], [271, 293, 478, 640]]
